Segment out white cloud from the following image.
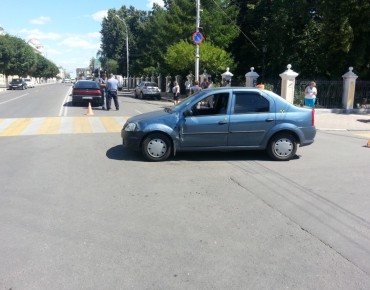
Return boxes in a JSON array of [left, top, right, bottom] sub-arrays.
[[87, 32, 101, 39], [58, 36, 100, 50], [91, 10, 108, 22], [19, 28, 61, 40], [147, 0, 164, 9], [30, 16, 51, 25]]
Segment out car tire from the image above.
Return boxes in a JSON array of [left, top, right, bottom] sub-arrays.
[[267, 133, 297, 161], [139, 92, 144, 100], [22, 85, 25, 90], [141, 133, 172, 162], [156, 95, 161, 100]]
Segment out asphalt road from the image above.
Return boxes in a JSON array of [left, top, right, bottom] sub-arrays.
[[1, 84, 370, 289]]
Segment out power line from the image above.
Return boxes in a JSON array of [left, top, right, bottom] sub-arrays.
[[210, 0, 260, 51]]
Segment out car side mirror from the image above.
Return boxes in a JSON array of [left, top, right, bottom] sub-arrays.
[[183, 109, 193, 117]]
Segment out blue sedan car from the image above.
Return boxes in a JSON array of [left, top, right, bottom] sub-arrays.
[[121, 87, 316, 161]]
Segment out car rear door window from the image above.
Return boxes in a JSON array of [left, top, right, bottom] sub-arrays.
[[233, 92, 270, 114]]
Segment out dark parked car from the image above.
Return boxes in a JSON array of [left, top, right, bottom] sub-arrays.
[[71, 80, 102, 106], [122, 87, 316, 161], [134, 81, 161, 100], [9, 79, 27, 90]]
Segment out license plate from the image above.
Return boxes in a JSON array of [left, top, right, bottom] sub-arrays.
[[83, 97, 93, 100]]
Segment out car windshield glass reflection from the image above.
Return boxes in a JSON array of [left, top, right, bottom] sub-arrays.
[[171, 90, 208, 112]]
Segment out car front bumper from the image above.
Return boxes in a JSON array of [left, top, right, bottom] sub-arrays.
[[121, 130, 144, 151]]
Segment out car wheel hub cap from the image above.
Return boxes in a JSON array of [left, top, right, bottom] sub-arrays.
[[147, 139, 167, 158], [274, 138, 292, 157]]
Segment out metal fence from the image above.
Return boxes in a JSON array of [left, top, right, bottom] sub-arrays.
[[129, 74, 370, 109], [264, 79, 369, 108]]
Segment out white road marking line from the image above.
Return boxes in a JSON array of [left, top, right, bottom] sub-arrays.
[[59, 87, 72, 117], [0, 93, 29, 105]]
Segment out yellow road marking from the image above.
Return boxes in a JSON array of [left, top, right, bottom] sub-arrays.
[[73, 117, 93, 134], [100, 117, 122, 132], [0, 116, 127, 137], [0, 118, 32, 136], [355, 133, 370, 138], [37, 117, 62, 135]]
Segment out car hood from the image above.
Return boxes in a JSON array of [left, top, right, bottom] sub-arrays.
[[127, 108, 180, 128], [128, 109, 173, 122]]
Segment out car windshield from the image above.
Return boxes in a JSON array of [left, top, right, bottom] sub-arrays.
[[145, 82, 158, 87], [170, 90, 208, 112], [11, 79, 22, 84], [74, 81, 99, 89]]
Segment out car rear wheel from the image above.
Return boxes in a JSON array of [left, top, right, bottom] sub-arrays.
[[267, 133, 297, 161], [141, 133, 172, 162]]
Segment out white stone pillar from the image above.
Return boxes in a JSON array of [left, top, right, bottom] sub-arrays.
[[245, 67, 259, 87], [342, 67, 358, 110], [279, 64, 299, 103]]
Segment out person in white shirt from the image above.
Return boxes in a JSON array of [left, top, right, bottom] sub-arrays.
[[106, 73, 119, 111], [304, 81, 317, 108], [172, 81, 180, 105]]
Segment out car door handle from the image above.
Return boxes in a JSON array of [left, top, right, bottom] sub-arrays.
[[265, 118, 274, 122], [218, 120, 228, 125]]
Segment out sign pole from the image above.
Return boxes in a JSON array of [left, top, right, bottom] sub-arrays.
[[195, 0, 200, 82]]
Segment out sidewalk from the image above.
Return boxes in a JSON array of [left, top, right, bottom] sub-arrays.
[[315, 109, 370, 131]]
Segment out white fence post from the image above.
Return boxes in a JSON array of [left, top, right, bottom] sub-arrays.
[[342, 67, 358, 110], [279, 64, 299, 103]]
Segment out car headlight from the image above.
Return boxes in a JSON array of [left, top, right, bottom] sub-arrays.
[[125, 122, 137, 131]]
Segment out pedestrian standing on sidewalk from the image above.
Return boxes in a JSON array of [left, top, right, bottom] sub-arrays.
[[172, 81, 180, 105], [185, 79, 191, 97], [106, 73, 119, 111], [190, 80, 201, 95], [304, 81, 317, 108]]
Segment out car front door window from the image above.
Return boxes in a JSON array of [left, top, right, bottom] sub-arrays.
[[179, 92, 230, 148]]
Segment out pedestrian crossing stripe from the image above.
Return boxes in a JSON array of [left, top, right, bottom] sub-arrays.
[[0, 116, 128, 137]]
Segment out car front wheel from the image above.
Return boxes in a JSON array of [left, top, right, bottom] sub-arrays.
[[267, 133, 297, 161], [139, 92, 144, 99], [141, 133, 172, 162]]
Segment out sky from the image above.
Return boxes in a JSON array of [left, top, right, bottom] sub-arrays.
[[0, 0, 164, 78]]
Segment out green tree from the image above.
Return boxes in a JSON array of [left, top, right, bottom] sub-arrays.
[[0, 34, 37, 77], [105, 59, 119, 74], [164, 40, 235, 78], [33, 53, 59, 79], [0, 35, 13, 75]]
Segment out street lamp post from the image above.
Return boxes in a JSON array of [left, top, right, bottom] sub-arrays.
[[262, 45, 267, 84], [115, 14, 129, 89]]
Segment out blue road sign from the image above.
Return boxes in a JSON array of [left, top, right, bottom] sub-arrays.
[[192, 32, 204, 44]]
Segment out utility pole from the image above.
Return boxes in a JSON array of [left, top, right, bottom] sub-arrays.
[[195, 0, 201, 82], [115, 15, 129, 89]]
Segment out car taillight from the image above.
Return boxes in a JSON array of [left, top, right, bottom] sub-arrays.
[[312, 109, 315, 126], [91, 90, 101, 95]]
